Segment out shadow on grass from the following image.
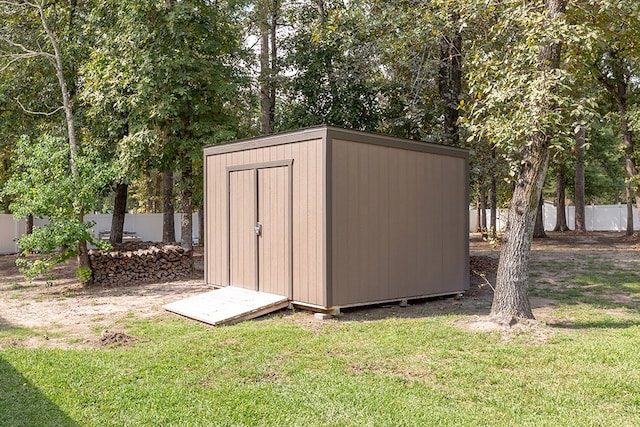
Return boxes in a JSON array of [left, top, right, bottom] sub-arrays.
[[0, 356, 78, 427]]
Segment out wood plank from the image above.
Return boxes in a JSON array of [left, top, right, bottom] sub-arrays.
[[163, 286, 289, 326]]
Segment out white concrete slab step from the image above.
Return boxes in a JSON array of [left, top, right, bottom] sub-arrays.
[[163, 286, 289, 326]]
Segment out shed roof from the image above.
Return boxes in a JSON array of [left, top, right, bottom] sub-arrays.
[[203, 125, 469, 159]]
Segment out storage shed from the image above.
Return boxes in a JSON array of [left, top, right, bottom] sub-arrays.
[[203, 125, 469, 314]]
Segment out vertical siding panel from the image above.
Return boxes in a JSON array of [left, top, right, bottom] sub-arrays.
[[358, 144, 369, 301], [301, 141, 311, 304], [301, 142, 310, 302], [258, 166, 288, 296], [331, 141, 345, 304], [316, 139, 324, 305], [213, 154, 220, 284], [207, 153, 228, 286], [415, 153, 431, 291], [430, 155, 445, 292], [291, 143, 302, 302], [388, 148, 402, 298], [441, 157, 465, 290], [346, 142, 358, 303], [292, 143, 304, 302], [205, 155, 213, 284], [409, 151, 421, 296], [309, 139, 319, 305], [369, 145, 380, 299], [229, 169, 256, 289], [380, 146, 391, 299]]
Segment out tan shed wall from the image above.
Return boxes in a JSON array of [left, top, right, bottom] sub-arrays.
[[205, 139, 326, 306], [330, 138, 468, 307]]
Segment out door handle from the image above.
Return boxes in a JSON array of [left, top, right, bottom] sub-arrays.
[[254, 223, 262, 236]]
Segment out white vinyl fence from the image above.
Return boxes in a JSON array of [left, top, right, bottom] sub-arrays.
[[0, 213, 199, 254], [2, 204, 638, 254], [470, 203, 639, 233]]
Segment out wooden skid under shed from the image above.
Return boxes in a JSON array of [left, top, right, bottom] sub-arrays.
[[163, 286, 289, 326]]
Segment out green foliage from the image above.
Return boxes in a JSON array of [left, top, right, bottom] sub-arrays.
[[1, 134, 112, 278], [75, 266, 93, 285], [2, 135, 113, 218], [278, 1, 387, 132]]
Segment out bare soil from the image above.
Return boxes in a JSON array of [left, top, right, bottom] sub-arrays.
[[0, 248, 213, 348], [1, 232, 638, 348]]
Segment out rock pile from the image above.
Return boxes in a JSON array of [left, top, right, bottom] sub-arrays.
[[89, 243, 193, 285]]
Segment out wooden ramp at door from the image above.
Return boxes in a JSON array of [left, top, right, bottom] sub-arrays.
[[163, 286, 289, 326]]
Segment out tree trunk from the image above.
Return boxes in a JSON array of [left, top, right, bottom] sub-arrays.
[[480, 190, 488, 238], [162, 170, 175, 242], [534, 194, 547, 238], [155, 172, 163, 213], [77, 211, 91, 280], [38, 2, 92, 270], [181, 161, 193, 251], [317, 0, 326, 24], [110, 182, 128, 245], [489, 164, 497, 238], [626, 183, 634, 236], [269, 0, 278, 128], [26, 214, 33, 235], [259, 21, 272, 134], [259, 0, 278, 135], [438, 11, 462, 147], [475, 199, 482, 233], [574, 125, 586, 232], [491, 0, 566, 323], [553, 168, 569, 232]]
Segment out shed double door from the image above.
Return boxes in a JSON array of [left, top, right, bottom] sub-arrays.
[[229, 165, 290, 297]]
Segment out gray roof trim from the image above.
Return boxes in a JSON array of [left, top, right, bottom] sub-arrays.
[[203, 125, 469, 159]]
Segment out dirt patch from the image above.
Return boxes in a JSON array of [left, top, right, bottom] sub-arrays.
[[456, 316, 551, 344], [0, 247, 212, 349], [99, 329, 137, 347]]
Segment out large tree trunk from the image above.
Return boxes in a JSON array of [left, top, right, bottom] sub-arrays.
[[491, 147, 549, 321], [110, 182, 128, 245], [181, 160, 193, 251], [491, 0, 566, 323], [162, 170, 176, 242], [554, 168, 569, 232], [533, 194, 547, 238], [574, 125, 586, 232]]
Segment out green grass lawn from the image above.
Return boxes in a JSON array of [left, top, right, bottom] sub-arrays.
[[2, 253, 640, 426]]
